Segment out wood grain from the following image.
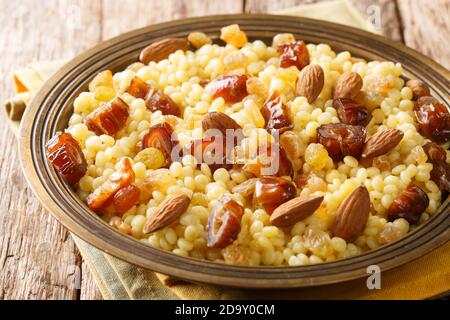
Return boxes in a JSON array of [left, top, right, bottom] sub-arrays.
[[397, 0, 450, 69], [0, 0, 102, 300], [0, 0, 244, 300], [101, 0, 243, 39], [244, 0, 403, 40], [80, 260, 103, 300]]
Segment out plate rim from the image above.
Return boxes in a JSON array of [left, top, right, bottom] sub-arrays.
[[18, 14, 450, 289]]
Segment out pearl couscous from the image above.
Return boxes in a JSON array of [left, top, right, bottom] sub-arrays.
[[46, 24, 450, 267]]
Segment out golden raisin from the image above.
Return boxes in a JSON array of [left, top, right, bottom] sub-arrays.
[[89, 70, 113, 92], [305, 143, 329, 171], [134, 147, 165, 170], [220, 24, 248, 48], [188, 32, 212, 48]]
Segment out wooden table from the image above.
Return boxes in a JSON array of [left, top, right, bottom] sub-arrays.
[[0, 0, 448, 300]]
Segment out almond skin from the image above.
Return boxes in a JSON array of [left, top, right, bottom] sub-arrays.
[[406, 79, 430, 100], [332, 186, 370, 241], [333, 72, 363, 99], [270, 195, 323, 228], [295, 64, 324, 103], [362, 128, 404, 158], [139, 38, 189, 64], [143, 194, 190, 234], [202, 111, 242, 136]]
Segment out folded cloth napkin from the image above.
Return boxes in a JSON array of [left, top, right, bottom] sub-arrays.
[[4, 0, 449, 300]]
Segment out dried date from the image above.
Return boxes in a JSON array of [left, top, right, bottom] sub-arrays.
[[423, 142, 450, 192], [316, 123, 366, 161], [86, 158, 135, 212], [145, 88, 181, 117], [142, 122, 179, 167], [414, 96, 450, 143], [113, 185, 140, 215], [261, 92, 292, 132], [277, 41, 310, 70], [206, 196, 244, 248], [209, 74, 248, 103], [85, 97, 129, 136], [387, 184, 429, 225], [254, 176, 296, 214], [188, 137, 233, 172], [127, 76, 181, 116], [46, 132, 87, 185], [126, 76, 149, 99], [333, 98, 371, 126]]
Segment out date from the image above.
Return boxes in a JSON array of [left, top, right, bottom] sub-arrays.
[[423, 142, 450, 192], [254, 176, 296, 214], [277, 40, 310, 70], [142, 122, 179, 167], [112, 185, 140, 215], [207, 196, 244, 248], [387, 184, 429, 225], [317, 123, 366, 161], [261, 92, 292, 132], [46, 132, 87, 185], [333, 98, 371, 126], [209, 74, 248, 103], [414, 96, 450, 143], [86, 157, 135, 213], [85, 97, 129, 136], [127, 76, 181, 116], [188, 136, 233, 172]]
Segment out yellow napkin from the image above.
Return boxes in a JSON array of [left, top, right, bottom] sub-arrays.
[[274, 0, 379, 33], [4, 0, 449, 300]]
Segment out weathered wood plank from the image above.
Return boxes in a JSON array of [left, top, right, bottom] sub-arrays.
[[80, 260, 103, 300], [244, 0, 403, 41], [75, 0, 245, 300], [0, 0, 102, 300], [101, 0, 244, 39], [397, 0, 450, 69]]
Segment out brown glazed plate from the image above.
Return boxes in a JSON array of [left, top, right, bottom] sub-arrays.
[[19, 14, 450, 289]]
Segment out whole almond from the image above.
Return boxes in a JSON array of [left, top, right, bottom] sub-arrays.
[[143, 194, 190, 234], [362, 128, 404, 158], [333, 72, 363, 99], [139, 38, 189, 64], [270, 195, 323, 227], [332, 186, 370, 241], [406, 79, 430, 100], [202, 111, 242, 136], [295, 64, 324, 103]]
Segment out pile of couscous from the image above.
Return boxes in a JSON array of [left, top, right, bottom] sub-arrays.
[[46, 24, 450, 266]]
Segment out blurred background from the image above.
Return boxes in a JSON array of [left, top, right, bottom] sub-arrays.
[[0, 0, 448, 300]]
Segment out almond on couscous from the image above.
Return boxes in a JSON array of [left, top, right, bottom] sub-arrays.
[[46, 25, 450, 267]]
